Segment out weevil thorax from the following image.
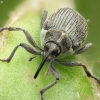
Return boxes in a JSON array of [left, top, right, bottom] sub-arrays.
[[41, 29, 72, 59]]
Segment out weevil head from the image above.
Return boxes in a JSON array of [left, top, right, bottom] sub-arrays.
[[34, 35, 61, 79], [42, 29, 63, 59], [43, 29, 72, 58], [44, 41, 61, 58]]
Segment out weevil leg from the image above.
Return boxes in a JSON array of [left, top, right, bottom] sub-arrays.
[[40, 60, 59, 100], [74, 43, 92, 54], [0, 43, 41, 63], [0, 27, 42, 51], [55, 59, 100, 84], [41, 10, 48, 29]]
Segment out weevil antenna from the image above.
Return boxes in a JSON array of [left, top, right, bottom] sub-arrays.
[[34, 51, 51, 79]]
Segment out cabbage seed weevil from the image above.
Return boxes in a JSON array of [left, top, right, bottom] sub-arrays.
[[0, 8, 100, 100]]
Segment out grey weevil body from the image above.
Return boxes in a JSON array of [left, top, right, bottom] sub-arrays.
[[0, 7, 100, 100], [41, 8, 89, 58]]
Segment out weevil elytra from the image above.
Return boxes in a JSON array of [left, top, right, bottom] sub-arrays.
[[0, 7, 100, 100]]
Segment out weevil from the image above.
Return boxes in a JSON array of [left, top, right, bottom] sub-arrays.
[[0, 8, 100, 100]]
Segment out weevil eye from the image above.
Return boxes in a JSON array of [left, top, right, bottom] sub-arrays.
[[51, 49, 59, 56]]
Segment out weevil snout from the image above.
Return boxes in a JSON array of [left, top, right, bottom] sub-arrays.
[[34, 41, 61, 79]]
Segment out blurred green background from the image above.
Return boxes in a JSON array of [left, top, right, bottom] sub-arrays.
[[75, 0, 100, 78], [0, 0, 100, 78], [0, 0, 24, 27]]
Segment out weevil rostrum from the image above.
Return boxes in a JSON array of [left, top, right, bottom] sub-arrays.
[[0, 8, 100, 100]]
